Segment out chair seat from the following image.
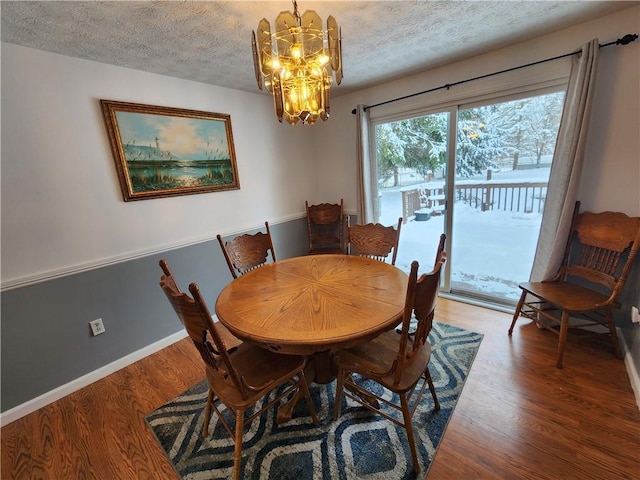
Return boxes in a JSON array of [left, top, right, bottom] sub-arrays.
[[519, 281, 615, 311], [334, 329, 431, 392], [208, 342, 307, 409]]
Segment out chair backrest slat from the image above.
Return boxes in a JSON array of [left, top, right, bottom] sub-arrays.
[[561, 202, 640, 299], [306, 199, 345, 253], [347, 217, 402, 265], [394, 233, 446, 385], [159, 261, 248, 399], [217, 222, 276, 279]]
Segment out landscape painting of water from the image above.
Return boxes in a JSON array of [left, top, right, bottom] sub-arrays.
[[100, 100, 240, 201]]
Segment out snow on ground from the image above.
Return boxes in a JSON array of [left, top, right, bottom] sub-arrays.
[[379, 168, 548, 302]]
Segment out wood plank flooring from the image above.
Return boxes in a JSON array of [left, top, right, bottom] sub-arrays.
[[2, 298, 639, 479]]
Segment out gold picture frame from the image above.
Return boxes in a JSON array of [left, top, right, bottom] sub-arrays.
[[100, 100, 240, 201]]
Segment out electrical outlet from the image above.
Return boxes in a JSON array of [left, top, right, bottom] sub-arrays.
[[632, 306, 640, 324], [89, 318, 106, 336]]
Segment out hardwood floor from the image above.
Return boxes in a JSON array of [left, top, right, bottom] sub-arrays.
[[2, 298, 639, 479]]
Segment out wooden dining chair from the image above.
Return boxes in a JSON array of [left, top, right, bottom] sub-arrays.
[[159, 259, 241, 350], [159, 274, 319, 480], [347, 217, 403, 265], [509, 201, 640, 368], [305, 199, 345, 254], [217, 221, 276, 279], [332, 235, 446, 474]]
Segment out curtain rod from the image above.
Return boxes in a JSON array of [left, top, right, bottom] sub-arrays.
[[351, 33, 638, 115]]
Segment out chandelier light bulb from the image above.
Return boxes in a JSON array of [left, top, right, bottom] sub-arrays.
[[291, 44, 303, 59]]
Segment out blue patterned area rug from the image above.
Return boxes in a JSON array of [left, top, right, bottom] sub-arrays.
[[146, 322, 482, 479]]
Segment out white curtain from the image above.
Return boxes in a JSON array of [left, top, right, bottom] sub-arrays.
[[529, 38, 600, 281], [355, 104, 377, 224]]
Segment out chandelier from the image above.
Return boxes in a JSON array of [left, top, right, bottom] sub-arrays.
[[252, 1, 343, 126]]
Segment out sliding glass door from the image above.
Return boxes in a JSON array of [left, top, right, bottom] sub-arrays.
[[374, 89, 565, 305], [375, 111, 451, 280]]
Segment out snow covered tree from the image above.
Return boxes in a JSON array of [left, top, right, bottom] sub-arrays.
[[456, 106, 512, 177], [374, 91, 564, 183], [392, 114, 447, 178], [375, 113, 447, 186], [518, 92, 564, 166], [375, 123, 404, 187]]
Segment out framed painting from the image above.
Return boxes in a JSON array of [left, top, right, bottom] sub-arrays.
[[100, 100, 240, 201]]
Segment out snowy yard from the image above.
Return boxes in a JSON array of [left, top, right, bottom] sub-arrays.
[[379, 168, 549, 302]]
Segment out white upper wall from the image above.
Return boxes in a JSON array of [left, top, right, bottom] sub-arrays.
[[1, 44, 316, 287], [314, 6, 640, 217], [2, 6, 639, 288]]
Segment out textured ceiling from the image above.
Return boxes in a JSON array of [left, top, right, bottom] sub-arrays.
[[1, 1, 636, 97]]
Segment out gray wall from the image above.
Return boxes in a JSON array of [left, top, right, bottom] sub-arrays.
[[1, 219, 308, 411]]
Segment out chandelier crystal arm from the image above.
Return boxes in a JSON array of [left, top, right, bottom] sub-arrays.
[[327, 16, 343, 84], [251, 31, 263, 91]]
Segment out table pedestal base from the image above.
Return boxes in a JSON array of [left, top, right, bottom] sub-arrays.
[[277, 351, 335, 424], [311, 351, 336, 384], [275, 351, 381, 424]]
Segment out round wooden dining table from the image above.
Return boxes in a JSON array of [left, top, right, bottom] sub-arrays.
[[215, 254, 408, 383]]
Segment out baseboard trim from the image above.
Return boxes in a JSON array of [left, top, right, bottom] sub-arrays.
[[0, 330, 188, 427], [3, 325, 637, 426], [618, 327, 640, 411]]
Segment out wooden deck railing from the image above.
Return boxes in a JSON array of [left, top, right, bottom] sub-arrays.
[[402, 189, 422, 223], [456, 182, 547, 213], [401, 181, 547, 223]]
